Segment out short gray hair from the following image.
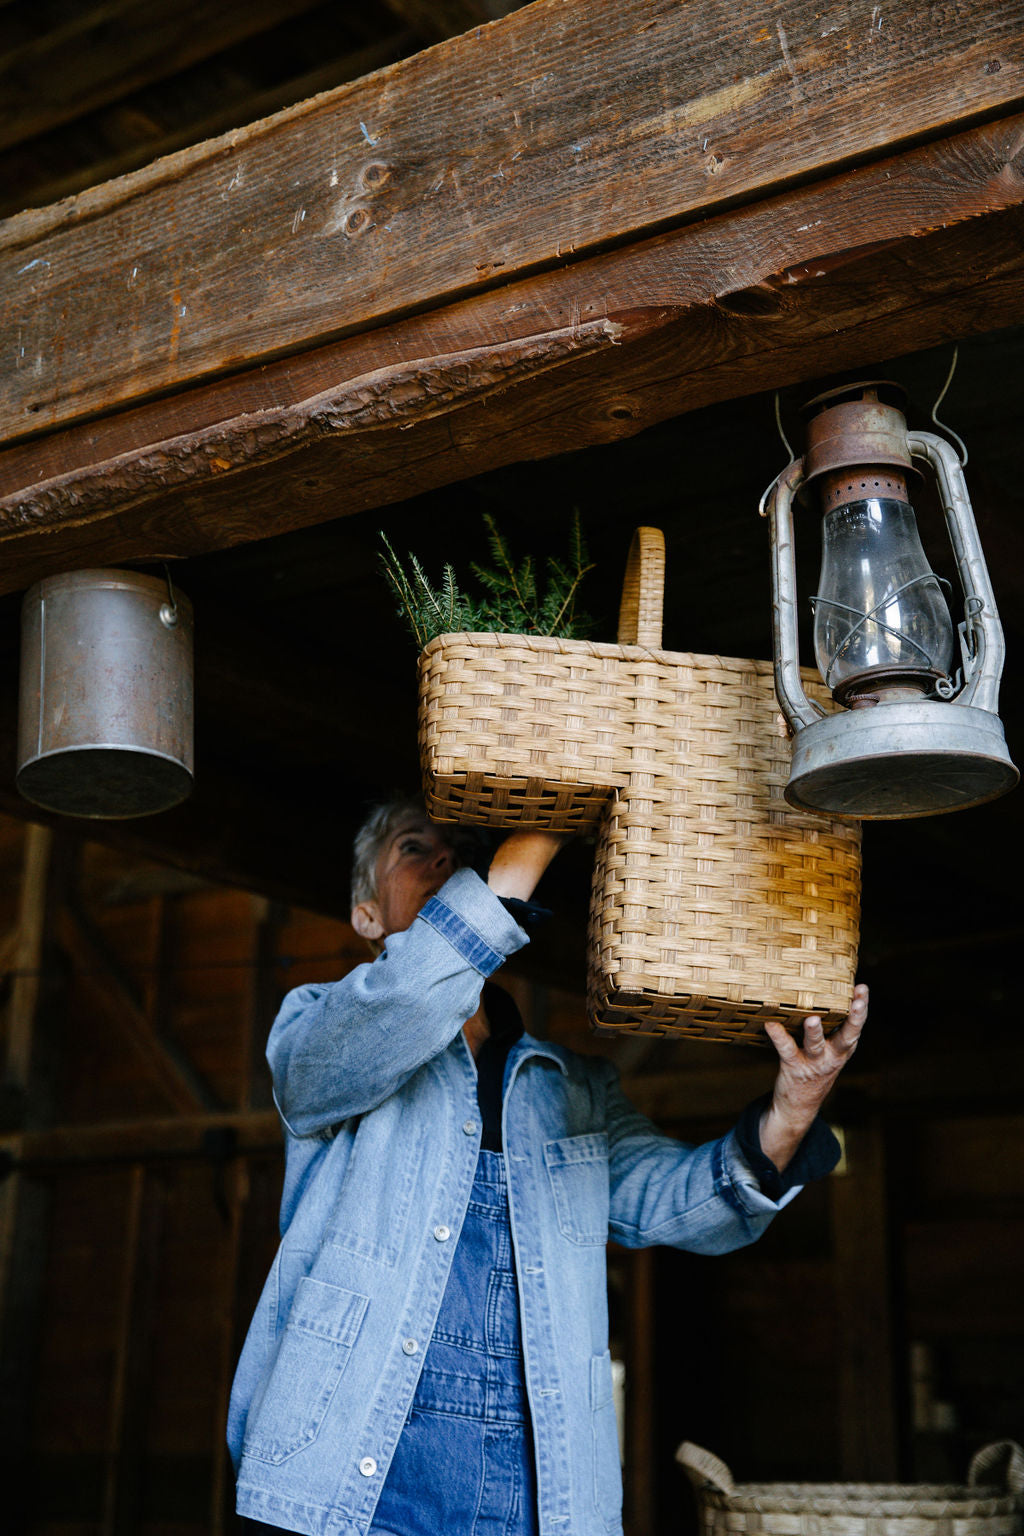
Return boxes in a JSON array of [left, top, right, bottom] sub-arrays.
[[349, 796, 487, 917], [349, 795, 426, 914]]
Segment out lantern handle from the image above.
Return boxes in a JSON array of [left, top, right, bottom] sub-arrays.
[[766, 458, 826, 730], [907, 430, 1005, 715]]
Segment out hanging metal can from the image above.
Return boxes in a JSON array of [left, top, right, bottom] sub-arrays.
[[16, 568, 194, 819]]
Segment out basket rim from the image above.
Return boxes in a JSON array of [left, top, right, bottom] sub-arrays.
[[696, 1483, 1017, 1509], [419, 630, 778, 672]]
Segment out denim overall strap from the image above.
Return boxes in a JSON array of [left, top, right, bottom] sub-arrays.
[[371, 1149, 538, 1536]]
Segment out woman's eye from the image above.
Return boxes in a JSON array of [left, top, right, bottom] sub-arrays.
[[400, 838, 427, 855]]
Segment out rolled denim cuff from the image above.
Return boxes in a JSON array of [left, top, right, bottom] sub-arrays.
[[416, 867, 529, 976], [734, 1092, 842, 1200], [716, 1130, 802, 1215]]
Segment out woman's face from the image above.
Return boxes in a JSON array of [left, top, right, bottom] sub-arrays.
[[359, 814, 463, 941]]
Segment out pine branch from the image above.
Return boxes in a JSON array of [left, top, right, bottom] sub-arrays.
[[379, 514, 597, 649]]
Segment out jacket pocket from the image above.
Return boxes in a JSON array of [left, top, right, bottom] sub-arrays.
[[243, 1277, 369, 1465], [591, 1349, 624, 1527], [544, 1133, 610, 1245]]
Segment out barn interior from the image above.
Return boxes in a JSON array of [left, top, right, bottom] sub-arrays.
[[1, 3, 1023, 1534]]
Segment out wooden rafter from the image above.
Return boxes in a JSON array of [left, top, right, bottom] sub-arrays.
[[55, 905, 218, 1114], [0, 0, 330, 155], [2, 0, 1023, 446], [2, 112, 1024, 591]]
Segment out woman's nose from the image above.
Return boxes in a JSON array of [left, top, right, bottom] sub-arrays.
[[431, 841, 456, 873]]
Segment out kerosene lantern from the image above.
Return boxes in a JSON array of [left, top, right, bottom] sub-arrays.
[[764, 381, 1018, 818]]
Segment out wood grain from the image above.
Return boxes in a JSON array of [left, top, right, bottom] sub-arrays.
[[2, 0, 1023, 439], [1, 114, 1023, 592]]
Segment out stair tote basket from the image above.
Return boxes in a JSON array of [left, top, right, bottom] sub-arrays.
[[419, 528, 861, 1044], [677, 1441, 1024, 1536]]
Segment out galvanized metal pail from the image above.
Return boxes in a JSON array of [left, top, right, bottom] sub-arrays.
[[17, 569, 194, 819]]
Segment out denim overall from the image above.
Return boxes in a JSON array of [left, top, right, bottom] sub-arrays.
[[371, 1148, 538, 1536]]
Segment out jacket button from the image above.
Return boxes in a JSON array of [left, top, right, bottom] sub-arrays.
[[359, 1457, 377, 1477], [402, 1338, 419, 1355], [434, 1224, 451, 1242], [463, 1119, 478, 1136]]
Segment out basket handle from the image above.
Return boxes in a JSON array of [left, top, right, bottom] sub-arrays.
[[968, 1440, 1024, 1493], [675, 1441, 736, 1495], [617, 526, 665, 648]]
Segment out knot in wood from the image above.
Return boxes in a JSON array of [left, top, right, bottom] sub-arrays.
[[607, 400, 640, 422], [360, 162, 391, 192], [345, 207, 373, 237]]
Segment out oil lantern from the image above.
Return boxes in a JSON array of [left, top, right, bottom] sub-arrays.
[[764, 381, 1018, 818]]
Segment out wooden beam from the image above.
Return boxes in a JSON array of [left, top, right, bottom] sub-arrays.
[[0, 0, 329, 155], [830, 1117, 900, 1478], [55, 906, 215, 1114], [0, 32, 419, 219], [2, 0, 1023, 442], [3, 823, 53, 1088], [380, 1, 525, 46], [624, 1047, 1024, 1123], [2, 113, 1024, 590], [0, 1109, 282, 1168]]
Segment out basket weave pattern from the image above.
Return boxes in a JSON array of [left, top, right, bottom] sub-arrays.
[[418, 528, 861, 1043], [586, 653, 861, 1040], [419, 632, 631, 832]]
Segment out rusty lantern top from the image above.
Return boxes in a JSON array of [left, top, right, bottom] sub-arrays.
[[801, 381, 918, 501]]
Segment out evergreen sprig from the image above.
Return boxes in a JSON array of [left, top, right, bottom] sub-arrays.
[[380, 513, 595, 650]]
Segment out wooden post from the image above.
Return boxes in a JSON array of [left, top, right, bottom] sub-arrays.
[[624, 1247, 656, 1536], [0, 823, 57, 1513], [830, 1115, 900, 1478]]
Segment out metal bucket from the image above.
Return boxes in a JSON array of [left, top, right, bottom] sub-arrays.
[[17, 568, 194, 819]]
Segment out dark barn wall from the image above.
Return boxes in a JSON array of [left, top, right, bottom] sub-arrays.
[[1, 814, 1023, 1535]]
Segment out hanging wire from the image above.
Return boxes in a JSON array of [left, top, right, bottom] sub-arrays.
[[758, 391, 795, 517], [774, 389, 794, 461], [929, 345, 969, 467]]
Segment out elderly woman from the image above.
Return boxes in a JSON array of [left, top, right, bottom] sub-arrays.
[[230, 798, 867, 1536]]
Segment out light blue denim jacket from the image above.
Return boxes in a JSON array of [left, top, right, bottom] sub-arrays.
[[229, 868, 800, 1536]]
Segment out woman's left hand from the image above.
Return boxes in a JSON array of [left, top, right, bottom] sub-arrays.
[[759, 983, 869, 1173]]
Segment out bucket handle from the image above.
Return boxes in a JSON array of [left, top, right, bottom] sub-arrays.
[[968, 1440, 1024, 1494], [675, 1441, 736, 1496], [617, 526, 665, 648]]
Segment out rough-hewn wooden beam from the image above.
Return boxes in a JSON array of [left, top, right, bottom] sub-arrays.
[[0, 0, 328, 154], [0, 32, 418, 219], [1, 113, 1023, 593], [380, 1, 524, 45], [2, 0, 1022, 441], [1, 1110, 282, 1168]]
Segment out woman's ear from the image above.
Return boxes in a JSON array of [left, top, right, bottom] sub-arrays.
[[351, 901, 385, 943]]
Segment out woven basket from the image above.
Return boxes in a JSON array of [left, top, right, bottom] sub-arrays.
[[586, 530, 860, 1043], [420, 527, 861, 1044], [677, 1441, 1024, 1536], [418, 523, 677, 831]]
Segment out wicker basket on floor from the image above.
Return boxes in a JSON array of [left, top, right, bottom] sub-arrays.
[[677, 1441, 1024, 1536], [420, 527, 861, 1043]]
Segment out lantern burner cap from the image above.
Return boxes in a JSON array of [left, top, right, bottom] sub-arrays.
[[831, 667, 947, 708]]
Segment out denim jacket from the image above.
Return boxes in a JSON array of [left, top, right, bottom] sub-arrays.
[[229, 868, 800, 1536]]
